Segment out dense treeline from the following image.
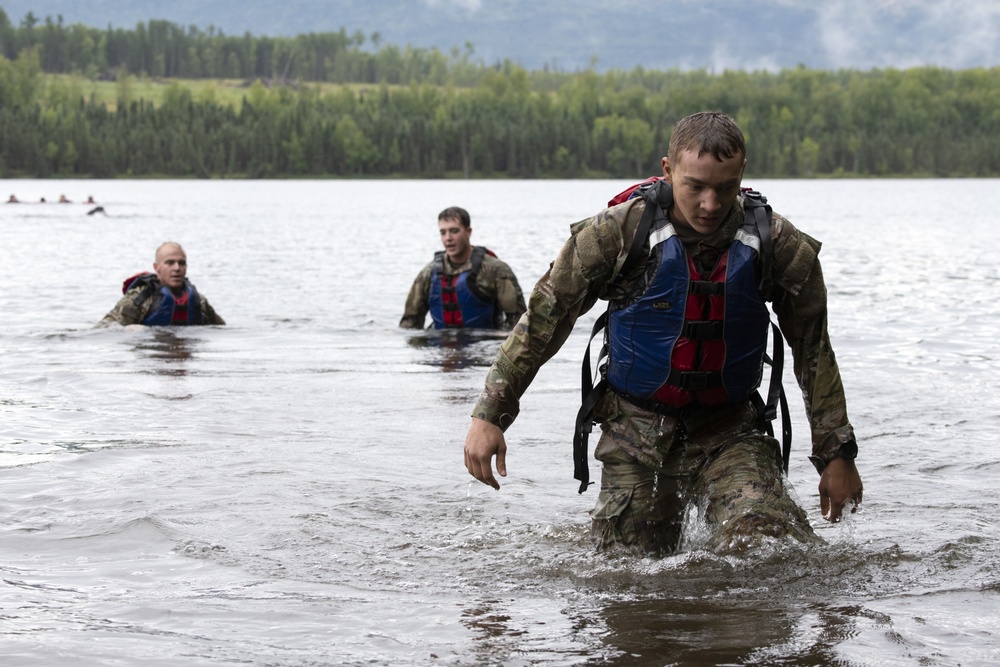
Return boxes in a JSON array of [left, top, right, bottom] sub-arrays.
[[1, 9, 999, 178], [0, 9, 484, 86]]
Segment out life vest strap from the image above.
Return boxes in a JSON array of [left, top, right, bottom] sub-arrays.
[[689, 280, 725, 296], [615, 392, 682, 416], [681, 320, 724, 339], [664, 368, 724, 391]]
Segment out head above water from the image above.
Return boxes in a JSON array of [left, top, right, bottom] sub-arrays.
[[438, 206, 471, 229], [438, 206, 473, 264], [153, 242, 188, 291], [662, 111, 748, 236]]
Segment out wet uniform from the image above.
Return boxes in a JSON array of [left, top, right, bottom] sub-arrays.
[[400, 248, 526, 330], [99, 278, 225, 327], [471, 194, 856, 554]]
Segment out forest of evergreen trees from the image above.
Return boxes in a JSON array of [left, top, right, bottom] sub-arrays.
[[1, 9, 999, 179]]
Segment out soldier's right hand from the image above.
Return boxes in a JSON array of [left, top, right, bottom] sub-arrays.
[[464, 417, 507, 490]]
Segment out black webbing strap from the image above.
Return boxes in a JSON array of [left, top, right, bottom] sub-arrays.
[[689, 281, 725, 296], [778, 378, 791, 473], [573, 311, 609, 493], [681, 320, 724, 339], [129, 274, 158, 308], [664, 368, 724, 391], [189, 289, 203, 325], [749, 189, 789, 471], [744, 191, 789, 470], [760, 320, 792, 473], [464, 246, 489, 301], [745, 191, 774, 300], [619, 181, 669, 288]]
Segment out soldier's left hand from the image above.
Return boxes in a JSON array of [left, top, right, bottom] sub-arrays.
[[819, 457, 863, 522]]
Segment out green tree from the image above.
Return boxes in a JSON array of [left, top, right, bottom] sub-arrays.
[[799, 136, 820, 177]]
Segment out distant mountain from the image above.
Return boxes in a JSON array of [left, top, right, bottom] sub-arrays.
[[2, 0, 998, 72]]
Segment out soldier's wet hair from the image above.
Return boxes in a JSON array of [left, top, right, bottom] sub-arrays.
[[668, 111, 746, 164], [438, 206, 471, 228]]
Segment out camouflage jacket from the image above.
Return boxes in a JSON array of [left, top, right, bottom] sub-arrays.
[[471, 194, 856, 472], [98, 280, 226, 327], [399, 247, 527, 330]]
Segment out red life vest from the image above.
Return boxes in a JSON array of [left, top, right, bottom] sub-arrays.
[[650, 252, 735, 407], [171, 291, 190, 325]]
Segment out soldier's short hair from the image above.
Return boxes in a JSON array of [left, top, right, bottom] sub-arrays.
[[438, 206, 471, 228], [668, 111, 746, 164], [155, 241, 185, 262]]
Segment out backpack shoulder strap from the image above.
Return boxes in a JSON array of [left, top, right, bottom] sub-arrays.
[[124, 273, 159, 308], [465, 246, 490, 302], [432, 251, 446, 276], [742, 189, 774, 301]]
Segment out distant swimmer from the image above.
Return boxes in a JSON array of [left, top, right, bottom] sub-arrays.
[[6, 194, 18, 203], [86, 195, 96, 204], [87, 206, 106, 216], [39, 197, 46, 203], [59, 194, 71, 203]]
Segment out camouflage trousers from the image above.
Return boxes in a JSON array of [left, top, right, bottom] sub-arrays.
[[589, 394, 819, 555]]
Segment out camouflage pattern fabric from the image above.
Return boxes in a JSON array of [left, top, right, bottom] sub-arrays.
[[590, 395, 819, 555], [98, 282, 226, 327], [400, 248, 526, 329]]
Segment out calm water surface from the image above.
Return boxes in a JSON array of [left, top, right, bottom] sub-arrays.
[[1, 178, 999, 666]]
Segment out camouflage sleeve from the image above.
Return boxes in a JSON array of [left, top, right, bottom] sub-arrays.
[[96, 288, 148, 327], [201, 297, 225, 325], [476, 256, 527, 329], [769, 213, 856, 472], [472, 199, 648, 429], [399, 263, 432, 329]]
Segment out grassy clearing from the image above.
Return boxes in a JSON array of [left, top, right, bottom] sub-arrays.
[[45, 74, 257, 109], [42, 73, 392, 110]]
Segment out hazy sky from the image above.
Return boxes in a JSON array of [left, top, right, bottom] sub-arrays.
[[814, 0, 1000, 70], [2, 0, 998, 71]]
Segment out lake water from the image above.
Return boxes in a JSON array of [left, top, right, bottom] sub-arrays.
[[1, 178, 999, 666]]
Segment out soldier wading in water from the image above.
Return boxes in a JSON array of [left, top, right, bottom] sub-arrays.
[[463, 111, 863, 554]]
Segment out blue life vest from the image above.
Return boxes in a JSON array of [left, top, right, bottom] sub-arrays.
[[573, 179, 789, 493], [123, 273, 203, 326], [142, 284, 203, 326], [606, 217, 771, 408], [428, 246, 498, 329]]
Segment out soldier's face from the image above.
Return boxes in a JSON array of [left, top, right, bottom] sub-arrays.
[[438, 216, 472, 262], [662, 149, 745, 235], [154, 246, 188, 290]]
